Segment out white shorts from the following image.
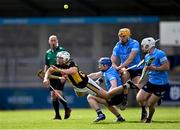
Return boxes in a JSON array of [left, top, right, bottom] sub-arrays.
[[74, 78, 101, 96]]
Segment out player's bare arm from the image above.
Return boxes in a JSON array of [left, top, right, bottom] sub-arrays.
[[44, 65, 49, 72], [109, 79, 118, 90], [51, 65, 77, 75], [111, 55, 119, 70], [119, 51, 137, 69], [87, 71, 102, 80], [43, 67, 57, 87]]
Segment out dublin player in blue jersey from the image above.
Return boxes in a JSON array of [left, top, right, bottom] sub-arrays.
[[136, 37, 170, 123], [111, 28, 144, 120], [111, 28, 143, 83], [87, 57, 127, 122]]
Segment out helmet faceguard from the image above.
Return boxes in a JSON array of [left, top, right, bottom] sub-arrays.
[[141, 37, 156, 52], [98, 57, 112, 71], [118, 28, 131, 44], [56, 51, 70, 63]]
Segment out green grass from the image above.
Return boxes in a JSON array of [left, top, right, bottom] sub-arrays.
[[0, 107, 180, 129]]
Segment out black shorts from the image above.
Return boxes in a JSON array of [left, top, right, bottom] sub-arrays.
[[128, 69, 142, 79], [49, 78, 65, 91], [142, 81, 169, 97], [107, 93, 124, 106]]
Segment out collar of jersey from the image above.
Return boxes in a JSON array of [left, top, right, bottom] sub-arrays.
[[50, 46, 59, 52]]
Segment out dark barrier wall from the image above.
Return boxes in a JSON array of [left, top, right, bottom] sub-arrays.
[[163, 84, 180, 106], [0, 86, 89, 110], [0, 84, 180, 110]]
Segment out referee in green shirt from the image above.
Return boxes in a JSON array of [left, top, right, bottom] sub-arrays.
[[44, 35, 71, 120]]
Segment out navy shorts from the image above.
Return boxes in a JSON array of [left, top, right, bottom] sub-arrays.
[[128, 69, 142, 79], [107, 93, 124, 106], [49, 78, 65, 91], [142, 81, 169, 97]]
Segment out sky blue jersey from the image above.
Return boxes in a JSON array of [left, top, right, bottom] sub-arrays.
[[102, 66, 122, 90], [112, 38, 143, 70], [145, 48, 169, 85]]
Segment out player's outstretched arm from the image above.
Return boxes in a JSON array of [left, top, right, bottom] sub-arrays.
[[88, 71, 102, 80]]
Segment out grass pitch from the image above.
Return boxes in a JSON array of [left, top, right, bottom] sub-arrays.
[[0, 107, 180, 129]]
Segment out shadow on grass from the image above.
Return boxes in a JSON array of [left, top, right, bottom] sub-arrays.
[[91, 120, 141, 125], [152, 120, 180, 123], [91, 120, 180, 125]]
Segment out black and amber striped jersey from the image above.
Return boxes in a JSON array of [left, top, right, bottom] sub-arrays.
[[56, 60, 88, 88]]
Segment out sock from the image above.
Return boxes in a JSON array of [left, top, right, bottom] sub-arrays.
[[116, 114, 122, 118], [142, 106, 146, 113], [123, 85, 128, 95], [59, 96, 69, 110], [52, 99, 60, 116], [148, 107, 155, 120], [123, 94, 128, 100], [96, 109, 103, 116]]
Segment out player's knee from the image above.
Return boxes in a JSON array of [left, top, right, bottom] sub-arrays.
[[87, 94, 93, 100], [147, 101, 153, 107], [87, 94, 96, 103], [136, 95, 141, 103], [52, 94, 58, 99], [106, 92, 111, 100], [51, 91, 59, 99], [136, 94, 145, 103], [119, 69, 129, 84], [147, 100, 156, 108]]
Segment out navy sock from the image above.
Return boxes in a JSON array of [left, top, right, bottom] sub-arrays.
[[96, 109, 103, 116], [52, 99, 59, 116], [59, 96, 69, 109]]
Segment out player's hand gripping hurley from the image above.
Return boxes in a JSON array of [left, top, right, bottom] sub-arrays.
[[37, 69, 67, 103]]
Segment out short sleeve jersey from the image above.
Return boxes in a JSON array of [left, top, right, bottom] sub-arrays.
[[102, 66, 122, 90], [112, 38, 143, 70], [145, 48, 169, 85]]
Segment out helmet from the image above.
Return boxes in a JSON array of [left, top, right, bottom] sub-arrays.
[[98, 57, 112, 67], [118, 28, 131, 38], [141, 37, 156, 51], [56, 51, 70, 63]]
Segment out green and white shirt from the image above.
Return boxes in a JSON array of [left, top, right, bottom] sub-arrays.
[[45, 46, 65, 67]]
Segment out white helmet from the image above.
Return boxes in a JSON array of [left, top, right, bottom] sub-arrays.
[[56, 51, 70, 63], [141, 37, 156, 52]]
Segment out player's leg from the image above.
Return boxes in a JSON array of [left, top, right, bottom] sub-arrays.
[[50, 91, 61, 120], [49, 79, 61, 120], [107, 106, 125, 122], [106, 94, 126, 121], [86, 78, 125, 101], [118, 68, 130, 84], [133, 75, 148, 121], [145, 94, 160, 123], [86, 78, 110, 100], [130, 69, 149, 121], [118, 68, 130, 108], [136, 88, 151, 122], [87, 94, 106, 122], [87, 94, 124, 122], [144, 83, 168, 123], [54, 79, 71, 119], [56, 90, 71, 119]]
